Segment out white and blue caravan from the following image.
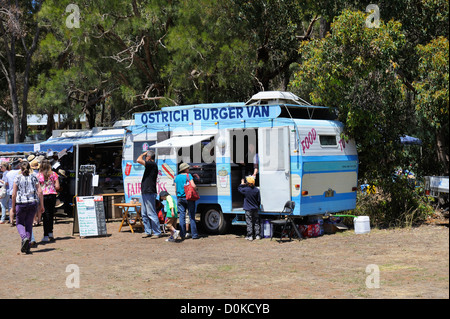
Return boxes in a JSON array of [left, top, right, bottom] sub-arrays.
[[122, 91, 358, 234]]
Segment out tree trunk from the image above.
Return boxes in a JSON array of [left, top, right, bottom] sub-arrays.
[[20, 57, 32, 142], [6, 42, 21, 144], [436, 127, 449, 175], [45, 108, 55, 139], [319, 17, 331, 38], [20, 24, 41, 142]]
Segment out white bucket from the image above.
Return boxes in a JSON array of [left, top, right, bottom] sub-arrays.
[[354, 216, 371, 234]]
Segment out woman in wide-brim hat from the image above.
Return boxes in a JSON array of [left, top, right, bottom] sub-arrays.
[[174, 163, 199, 240], [178, 162, 190, 173]]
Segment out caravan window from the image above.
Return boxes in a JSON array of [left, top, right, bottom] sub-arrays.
[[177, 137, 215, 164], [319, 135, 338, 146]]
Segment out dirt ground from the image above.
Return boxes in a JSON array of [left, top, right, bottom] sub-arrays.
[[0, 210, 448, 300]]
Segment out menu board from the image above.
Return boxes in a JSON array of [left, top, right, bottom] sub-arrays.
[[76, 196, 107, 237]]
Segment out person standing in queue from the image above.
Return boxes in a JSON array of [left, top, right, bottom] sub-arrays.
[[5, 160, 21, 226], [238, 175, 261, 241], [137, 150, 161, 238], [0, 162, 11, 224], [37, 159, 60, 242], [174, 163, 199, 240], [12, 161, 44, 254]]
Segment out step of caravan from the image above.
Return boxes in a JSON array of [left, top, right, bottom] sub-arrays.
[[231, 210, 246, 226]]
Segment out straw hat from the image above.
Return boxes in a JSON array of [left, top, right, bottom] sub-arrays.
[[30, 159, 40, 170], [58, 169, 67, 178], [246, 176, 255, 185], [36, 155, 45, 163], [179, 163, 190, 173], [27, 154, 36, 162]]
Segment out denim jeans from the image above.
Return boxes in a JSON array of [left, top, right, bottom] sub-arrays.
[[141, 193, 161, 236], [178, 198, 197, 239], [1, 195, 10, 222]]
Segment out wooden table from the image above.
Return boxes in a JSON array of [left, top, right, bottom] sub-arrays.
[[114, 202, 144, 233]]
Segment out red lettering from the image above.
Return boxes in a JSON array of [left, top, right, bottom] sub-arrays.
[[301, 128, 318, 154], [127, 183, 132, 197]]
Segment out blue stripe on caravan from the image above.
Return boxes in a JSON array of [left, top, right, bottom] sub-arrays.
[[303, 160, 358, 173], [302, 155, 358, 162]]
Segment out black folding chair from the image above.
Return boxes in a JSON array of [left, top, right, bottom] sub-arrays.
[[270, 201, 301, 242]]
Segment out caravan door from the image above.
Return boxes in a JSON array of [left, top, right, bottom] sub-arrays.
[[258, 127, 291, 211]]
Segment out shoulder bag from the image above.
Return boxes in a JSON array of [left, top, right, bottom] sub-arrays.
[[184, 174, 200, 201]]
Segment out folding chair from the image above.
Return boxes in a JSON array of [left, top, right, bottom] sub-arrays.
[[270, 201, 301, 242]]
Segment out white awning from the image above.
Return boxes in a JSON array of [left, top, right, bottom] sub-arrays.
[[150, 134, 214, 148]]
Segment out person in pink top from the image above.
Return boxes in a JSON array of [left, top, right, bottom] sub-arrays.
[[37, 159, 60, 242]]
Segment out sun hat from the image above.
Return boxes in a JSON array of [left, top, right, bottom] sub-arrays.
[[179, 163, 190, 172], [30, 159, 40, 170], [11, 159, 21, 169], [58, 169, 67, 177], [246, 176, 255, 185], [27, 154, 36, 162], [36, 155, 45, 163]]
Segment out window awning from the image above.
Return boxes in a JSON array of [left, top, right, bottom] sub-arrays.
[[39, 129, 125, 152], [150, 134, 214, 148]]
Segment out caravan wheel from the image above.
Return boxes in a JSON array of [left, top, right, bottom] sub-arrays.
[[201, 206, 229, 235]]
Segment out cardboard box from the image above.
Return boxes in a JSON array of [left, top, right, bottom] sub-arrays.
[[323, 222, 348, 234]]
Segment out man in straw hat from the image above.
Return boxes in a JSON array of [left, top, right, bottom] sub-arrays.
[[137, 150, 161, 238]]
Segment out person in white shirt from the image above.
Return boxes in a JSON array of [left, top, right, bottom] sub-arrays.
[[0, 162, 11, 224], [4, 160, 21, 226]]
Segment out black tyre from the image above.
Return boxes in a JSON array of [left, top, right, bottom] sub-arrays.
[[201, 206, 229, 234]]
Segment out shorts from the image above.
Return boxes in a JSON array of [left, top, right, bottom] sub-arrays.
[[165, 217, 177, 229]]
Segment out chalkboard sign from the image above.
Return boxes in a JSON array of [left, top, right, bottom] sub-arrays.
[[75, 196, 107, 237]]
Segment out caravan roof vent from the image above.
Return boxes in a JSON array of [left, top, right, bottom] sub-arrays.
[[245, 91, 311, 106]]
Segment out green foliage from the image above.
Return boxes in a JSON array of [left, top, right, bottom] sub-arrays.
[[163, 0, 254, 104], [355, 180, 434, 227], [291, 10, 408, 181], [289, 9, 439, 225], [414, 37, 449, 129]]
